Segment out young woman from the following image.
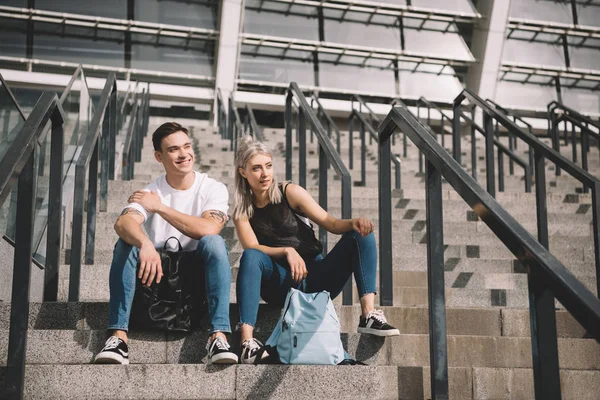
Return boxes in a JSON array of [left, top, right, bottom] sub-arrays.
[[232, 136, 399, 364]]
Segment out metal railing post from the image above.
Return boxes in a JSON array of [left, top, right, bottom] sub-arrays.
[[298, 108, 306, 189], [470, 109, 477, 181], [483, 113, 496, 198], [84, 140, 99, 264], [378, 127, 393, 306], [349, 116, 354, 170], [452, 102, 461, 164], [498, 149, 504, 192], [425, 158, 449, 400], [341, 170, 353, 306], [285, 91, 293, 181], [360, 119, 366, 186], [108, 89, 117, 180], [319, 143, 328, 253], [44, 118, 64, 301], [6, 149, 36, 400]]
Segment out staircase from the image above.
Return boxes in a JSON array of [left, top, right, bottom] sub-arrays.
[[1, 108, 599, 399]]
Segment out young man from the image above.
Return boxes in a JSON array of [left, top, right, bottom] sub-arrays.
[[94, 122, 237, 365]]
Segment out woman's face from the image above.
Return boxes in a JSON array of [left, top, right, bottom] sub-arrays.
[[240, 153, 273, 192]]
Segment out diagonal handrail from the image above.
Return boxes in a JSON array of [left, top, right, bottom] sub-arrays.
[[378, 103, 600, 399], [244, 104, 264, 142], [310, 93, 341, 153], [69, 73, 118, 301], [455, 88, 600, 300], [351, 94, 380, 125], [216, 88, 227, 139], [228, 96, 244, 153], [1, 91, 66, 399], [286, 82, 353, 305], [349, 109, 401, 189]]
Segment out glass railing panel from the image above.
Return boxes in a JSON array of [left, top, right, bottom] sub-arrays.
[[0, 77, 26, 164], [31, 126, 52, 265]]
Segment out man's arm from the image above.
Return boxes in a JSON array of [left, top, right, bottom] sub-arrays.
[[156, 206, 227, 238], [114, 208, 163, 286], [127, 190, 227, 239]]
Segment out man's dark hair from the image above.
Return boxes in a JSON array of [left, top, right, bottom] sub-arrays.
[[152, 122, 189, 151]]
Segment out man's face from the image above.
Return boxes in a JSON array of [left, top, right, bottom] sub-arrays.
[[154, 131, 195, 176]]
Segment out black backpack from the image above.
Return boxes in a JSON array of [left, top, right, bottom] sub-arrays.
[[130, 237, 207, 332]]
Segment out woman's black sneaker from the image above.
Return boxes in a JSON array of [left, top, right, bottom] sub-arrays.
[[240, 338, 269, 364], [94, 336, 130, 364], [357, 310, 400, 337]]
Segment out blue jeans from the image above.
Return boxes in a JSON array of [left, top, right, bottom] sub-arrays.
[[237, 230, 377, 327], [108, 235, 232, 334]]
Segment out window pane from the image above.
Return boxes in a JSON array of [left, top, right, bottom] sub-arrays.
[[495, 81, 557, 109], [577, 4, 600, 27], [399, 71, 463, 101], [413, 0, 476, 14], [562, 88, 600, 115], [0, 18, 27, 57], [135, 0, 217, 29], [35, 0, 127, 19], [238, 55, 315, 86], [32, 22, 124, 67], [509, 0, 573, 24], [131, 35, 214, 76], [503, 39, 565, 67], [404, 29, 473, 60], [243, 9, 319, 41], [569, 47, 600, 70], [319, 63, 395, 95], [324, 19, 400, 50]]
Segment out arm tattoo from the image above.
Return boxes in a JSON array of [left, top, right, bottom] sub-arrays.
[[208, 210, 227, 225], [120, 208, 144, 218]]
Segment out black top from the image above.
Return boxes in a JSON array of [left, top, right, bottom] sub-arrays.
[[249, 184, 323, 260]]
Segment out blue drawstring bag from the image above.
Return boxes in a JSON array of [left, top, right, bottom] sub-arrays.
[[264, 288, 350, 365]]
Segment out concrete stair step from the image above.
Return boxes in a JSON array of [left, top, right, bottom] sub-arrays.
[[2, 301, 591, 338], [1, 330, 598, 371]]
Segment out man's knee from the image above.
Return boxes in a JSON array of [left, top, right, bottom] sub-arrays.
[[197, 235, 228, 256]]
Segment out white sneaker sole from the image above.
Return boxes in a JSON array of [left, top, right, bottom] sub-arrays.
[[209, 353, 239, 364], [357, 327, 400, 337], [94, 351, 130, 365]]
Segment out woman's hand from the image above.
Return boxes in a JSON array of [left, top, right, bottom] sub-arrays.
[[284, 247, 307, 284], [352, 217, 375, 237]]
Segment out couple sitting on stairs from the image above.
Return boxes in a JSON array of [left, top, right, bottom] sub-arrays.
[[94, 122, 399, 366]]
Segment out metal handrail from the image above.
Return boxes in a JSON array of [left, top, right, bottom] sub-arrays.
[[486, 98, 534, 133], [310, 93, 341, 153], [456, 105, 532, 193], [69, 72, 118, 301], [243, 104, 264, 142], [228, 96, 244, 153], [351, 94, 381, 125], [349, 109, 401, 189], [0, 91, 66, 399], [286, 82, 353, 305], [455, 88, 600, 300], [378, 103, 600, 399], [121, 91, 142, 180], [216, 88, 227, 139], [548, 100, 600, 131]]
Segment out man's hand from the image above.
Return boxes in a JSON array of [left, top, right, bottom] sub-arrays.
[[138, 242, 163, 287], [352, 217, 374, 237], [284, 247, 307, 284], [128, 190, 162, 213]]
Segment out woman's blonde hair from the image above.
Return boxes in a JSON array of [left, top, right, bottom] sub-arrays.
[[232, 136, 282, 220]]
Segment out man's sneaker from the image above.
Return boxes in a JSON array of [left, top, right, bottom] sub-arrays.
[[206, 336, 238, 364], [357, 309, 400, 337], [94, 336, 130, 365], [240, 338, 269, 365]]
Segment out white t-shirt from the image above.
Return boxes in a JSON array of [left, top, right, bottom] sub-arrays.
[[123, 171, 229, 251]]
